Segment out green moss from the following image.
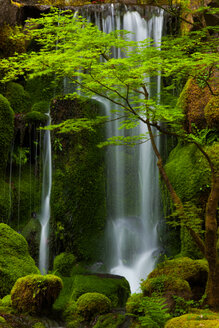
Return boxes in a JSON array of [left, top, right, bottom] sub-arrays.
[[76, 292, 111, 320], [143, 257, 208, 302], [11, 274, 63, 314], [50, 95, 106, 262], [165, 312, 219, 328], [0, 94, 14, 174], [0, 179, 11, 224], [204, 96, 219, 128], [70, 274, 130, 307], [165, 143, 210, 201], [31, 101, 50, 114], [53, 252, 76, 276], [93, 313, 126, 327], [0, 316, 6, 323], [148, 257, 208, 281], [0, 295, 12, 307], [53, 276, 76, 312], [25, 111, 48, 124], [142, 275, 191, 297], [0, 223, 39, 298], [5, 82, 31, 114], [21, 218, 41, 263], [11, 166, 41, 231]]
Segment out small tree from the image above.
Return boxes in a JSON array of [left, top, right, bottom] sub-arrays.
[[0, 7, 219, 308]]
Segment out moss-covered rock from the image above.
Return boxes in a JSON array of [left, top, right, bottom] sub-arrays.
[[11, 274, 63, 314], [5, 82, 31, 114], [163, 142, 212, 258], [0, 24, 25, 58], [25, 111, 48, 125], [204, 96, 219, 129], [71, 274, 130, 307], [142, 257, 208, 302], [0, 94, 14, 174], [177, 78, 211, 132], [0, 223, 39, 298], [142, 275, 191, 297], [53, 252, 76, 276], [164, 143, 211, 202], [50, 95, 106, 263], [31, 101, 50, 114], [76, 292, 111, 320], [165, 312, 219, 328]]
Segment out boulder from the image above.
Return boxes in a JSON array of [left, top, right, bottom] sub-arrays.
[[165, 312, 219, 328], [71, 273, 130, 307], [0, 223, 39, 297], [11, 274, 63, 314]]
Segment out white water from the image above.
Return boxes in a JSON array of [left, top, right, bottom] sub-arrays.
[[39, 112, 52, 274], [87, 5, 164, 293]]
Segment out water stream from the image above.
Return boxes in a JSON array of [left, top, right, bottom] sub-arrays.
[[84, 5, 164, 292], [39, 112, 52, 274]]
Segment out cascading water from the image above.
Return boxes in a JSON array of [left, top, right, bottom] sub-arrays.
[[39, 111, 52, 274], [85, 5, 164, 292]]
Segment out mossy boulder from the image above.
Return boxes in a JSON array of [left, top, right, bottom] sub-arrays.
[[164, 143, 211, 202], [142, 258, 208, 302], [11, 274, 63, 314], [25, 111, 48, 124], [31, 101, 49, 114], [71, 274, 130, 307], [76, 292, 111, 320], [204, 96, 219, 128], [177, 78, 211, 132], [53, 252, 76, 276], [165, 312, 219, 328], [0, 94, 14, 173], [5, 82, 31, 114], [143, 275, 192, 297], [0, 223, 39, 298]]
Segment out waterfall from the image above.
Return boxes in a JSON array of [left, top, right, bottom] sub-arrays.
[[83, 4, 164, 293], [39, 111, 52, 274]]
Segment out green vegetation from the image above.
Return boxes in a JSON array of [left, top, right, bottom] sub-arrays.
[[25, 111, 48, 125], [126, 294, 171, 328], [70, 274, 130, 307], [93, 313, 127, 328], [0, 223, 39, 298], [50, 95, 106, 262], [5, 82, 31, 114], [53, 252, 76, 276], [11, 274, 63, 314], [76, 292, 111, 320], [165, 312, 219, 328], [0, 94, 14, 174]]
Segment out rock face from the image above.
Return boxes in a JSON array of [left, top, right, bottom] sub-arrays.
[[0, 223, 40, 297], [0, 0, 20, 26]]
